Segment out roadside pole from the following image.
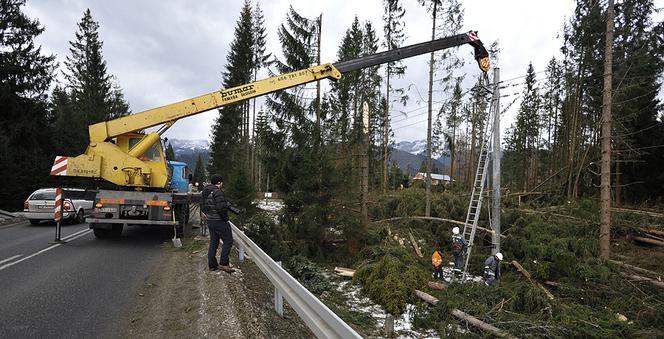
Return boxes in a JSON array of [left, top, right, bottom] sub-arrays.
[[53, 188, 65, 243]]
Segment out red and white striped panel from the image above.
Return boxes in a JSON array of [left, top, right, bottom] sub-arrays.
[[50, 156, 68, 176], [54, 188, 62, 222], [466, 31, 479, 41]]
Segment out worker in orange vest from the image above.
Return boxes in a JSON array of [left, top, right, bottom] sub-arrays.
[[431, 248, 443, 279]]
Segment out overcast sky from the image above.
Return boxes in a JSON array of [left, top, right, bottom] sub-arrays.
[[23, 0, 663, 144]]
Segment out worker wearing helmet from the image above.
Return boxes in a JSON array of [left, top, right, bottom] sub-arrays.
[[484, 252, 503, 286], [451, 227, 468, 271]]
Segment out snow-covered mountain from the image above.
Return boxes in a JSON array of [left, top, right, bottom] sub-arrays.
[[395, 140, 428, 155], [168, 138, 209, 156], [167, 139, 209, 172]]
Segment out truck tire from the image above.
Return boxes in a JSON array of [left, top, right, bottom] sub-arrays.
[[93, 228, 112, 238], [175, 205, 185, 238], [29, 219, 40, 225], [93, 223, 123, 238]]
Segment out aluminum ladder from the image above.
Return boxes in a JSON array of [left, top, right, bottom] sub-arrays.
[[461, 94, 495, 282]]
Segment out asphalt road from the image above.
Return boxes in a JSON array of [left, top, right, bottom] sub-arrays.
[[0, 220, 172, 338]]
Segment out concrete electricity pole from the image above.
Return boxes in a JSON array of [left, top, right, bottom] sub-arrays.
[[491, 67, 501, 254]]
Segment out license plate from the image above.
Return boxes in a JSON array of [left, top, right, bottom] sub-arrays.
[[98, 207, 117, 212], [37, 205, 52, 209]]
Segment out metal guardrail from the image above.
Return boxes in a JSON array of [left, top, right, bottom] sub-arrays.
[[230, 222, 361, 339]]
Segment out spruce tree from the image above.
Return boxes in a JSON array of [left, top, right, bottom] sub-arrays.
[[505, 63, 540, 191], [209, 0, 255, 210], [611, 0, 664, 201], [0, 0, 55, 209], [165, 143, 175, 161], [192, 153, 207, 187], [57, 9, 130, 154]]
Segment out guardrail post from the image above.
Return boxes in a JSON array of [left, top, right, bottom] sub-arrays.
[[239, 243, 246, 263], [274, 261, 284, 317]]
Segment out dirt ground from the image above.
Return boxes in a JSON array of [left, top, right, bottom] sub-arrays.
[[123, 233, 314, 339]]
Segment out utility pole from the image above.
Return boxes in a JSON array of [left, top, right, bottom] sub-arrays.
[[491, 67, 501, 254], [425, 0, 438, 217], [600, 0, 615, 259]]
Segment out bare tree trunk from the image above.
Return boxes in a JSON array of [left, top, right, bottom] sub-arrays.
[[615, 150, 621, 207], [600, 0, 614, 259]]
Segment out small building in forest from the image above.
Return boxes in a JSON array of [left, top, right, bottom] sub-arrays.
[[412, 172, 454, 186]]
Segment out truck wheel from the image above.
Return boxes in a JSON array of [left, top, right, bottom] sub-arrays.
[[111, 224, 123, 237], [93, 224, 123, 238], [29, 219, 40, 225], [93, 228, 111, 238]]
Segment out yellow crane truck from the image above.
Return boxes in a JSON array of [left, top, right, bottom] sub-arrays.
[[51, 31, 490, 238]]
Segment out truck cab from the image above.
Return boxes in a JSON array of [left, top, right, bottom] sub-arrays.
[[168, 161, 189, 193]]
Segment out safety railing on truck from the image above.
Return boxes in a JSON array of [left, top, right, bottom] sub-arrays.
[[230, 221, 361, 339]]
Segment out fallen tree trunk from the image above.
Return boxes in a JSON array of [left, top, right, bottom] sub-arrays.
[[641, 228, 664, 237], [415, 289, 439, 305], [415, 290, 519, 338], [510, 261, 555, 300], [609, 260, 661, 279], [408, 230, 423, 258], [451, 309, 519, 339], [334, 267, 355, 277], [376, 216, 505, 238], [634, 236, 664, 247], [621, 272, 664, 289], [427, 281, 448, 290], [643, 233, 664, 242], [612, 207, 664, 218]]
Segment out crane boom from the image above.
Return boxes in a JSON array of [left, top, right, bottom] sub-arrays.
[[55, 31, 490, 188]]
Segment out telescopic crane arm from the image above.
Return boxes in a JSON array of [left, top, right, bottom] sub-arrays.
[[56, 31, 490, 188]]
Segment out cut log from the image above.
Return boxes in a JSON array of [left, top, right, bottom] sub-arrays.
[[451, 309, 519, 339], [608, 260, 661, 280], [415, 290, 519, 338], [510, 260, 555, 300], [634, 236, 664, 247], [544, 281, 560, 287], [334, 267, 355, 277], [621, 272, 664, 289], [415, 289, 439, 305], [427, 281, 448, 290], [408, 230, 423, 258]]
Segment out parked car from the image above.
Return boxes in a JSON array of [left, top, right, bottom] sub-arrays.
[[23, 188, 95, 225]]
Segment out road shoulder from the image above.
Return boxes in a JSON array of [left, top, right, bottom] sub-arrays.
[[124, 237, 313, 338]]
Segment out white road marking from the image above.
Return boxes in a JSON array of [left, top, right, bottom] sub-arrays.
[[0, 255, 22, 265], [0, 228, 92, 271]]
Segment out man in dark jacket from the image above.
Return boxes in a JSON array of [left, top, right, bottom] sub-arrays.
[[484, 252, 503, 286], [202, 174, 234, 273], [451, 227, 468, 271]]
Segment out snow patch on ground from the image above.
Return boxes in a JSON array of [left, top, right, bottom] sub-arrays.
[[256, 199, 284, 212], [329, 263, 485, 338], [332, 279, 438, 338]]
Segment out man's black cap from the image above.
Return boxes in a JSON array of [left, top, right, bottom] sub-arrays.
[[210, 174, 224, 185]]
